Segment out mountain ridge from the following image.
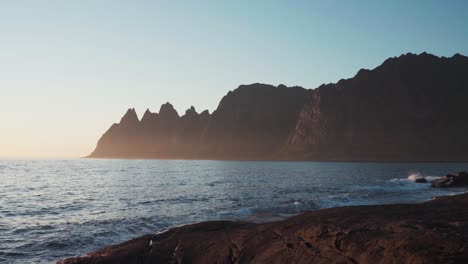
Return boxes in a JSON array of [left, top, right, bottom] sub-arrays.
[[88, 52, 468, 161], [89, 83, 309, 159]]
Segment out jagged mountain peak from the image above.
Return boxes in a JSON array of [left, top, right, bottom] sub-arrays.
[[200, 110, 210, 116], [286, 51, 468, 161], [452, 53, 468, 60], [119, 108, 139, 125], [90, 52, 468, 161], [141, 108, 159, 124], [159, 102, 179, 118], [183, 106, 198, 118]]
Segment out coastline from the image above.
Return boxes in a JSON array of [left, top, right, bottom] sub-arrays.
[[84, 155, 468, 163], [59, 192, 468, 264]]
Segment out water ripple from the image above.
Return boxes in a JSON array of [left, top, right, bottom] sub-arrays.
[[1, 159, 467, 263]]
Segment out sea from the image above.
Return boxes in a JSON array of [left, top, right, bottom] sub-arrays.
[[1, 159, 467, 263]]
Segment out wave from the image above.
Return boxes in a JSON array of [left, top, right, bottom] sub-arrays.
[[390, 172, 442, 182], [408, 172, 424, 181]]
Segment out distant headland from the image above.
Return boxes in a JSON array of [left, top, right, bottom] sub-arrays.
[[88, 53, 468, 162]]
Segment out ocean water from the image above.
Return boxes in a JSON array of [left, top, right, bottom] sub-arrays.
[[1, 159, 467, 263]]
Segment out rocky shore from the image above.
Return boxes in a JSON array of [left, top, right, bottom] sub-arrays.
[[59, 191, 468, 264]]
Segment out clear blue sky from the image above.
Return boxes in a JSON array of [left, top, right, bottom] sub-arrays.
[[1, 0, 467, 158]]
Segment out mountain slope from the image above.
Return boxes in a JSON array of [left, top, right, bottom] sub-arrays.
[[285, 52, 468, 161], [89, 52, 468, 161], [88, 84, 310, 159]]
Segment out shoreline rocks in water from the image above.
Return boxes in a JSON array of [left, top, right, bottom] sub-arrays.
[[431, 171, 468, 188], [59, 192, 468, 264], [414, 177, 428, 183]]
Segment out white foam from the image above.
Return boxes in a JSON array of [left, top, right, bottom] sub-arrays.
[[425, 176, 442, 181], [390, 172, 441, 183], [407, 172, 424, 181]]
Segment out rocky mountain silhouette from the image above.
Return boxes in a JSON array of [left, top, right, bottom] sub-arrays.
[[285, 52, 468, 161], [89, 83, 309, 159], [89, 53, 468, 161]]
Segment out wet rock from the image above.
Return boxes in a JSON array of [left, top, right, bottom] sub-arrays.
[[415, 178, 428, 183], [59, 193, 468, 264], [432, 171, 468, 187]]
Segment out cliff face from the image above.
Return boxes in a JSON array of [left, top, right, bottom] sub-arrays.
[[285, 53, 468, 161], [88, 84, 309, 159], [200, 84, 309, 159], [90, 52, 468, 161], [91, 108, 142, 157]]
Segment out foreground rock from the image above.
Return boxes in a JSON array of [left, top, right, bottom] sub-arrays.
[[432, 171, 468, 187], [59, 193, 468, 264]]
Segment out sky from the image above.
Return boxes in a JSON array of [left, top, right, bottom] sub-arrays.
[[1, 0, 467, 158]]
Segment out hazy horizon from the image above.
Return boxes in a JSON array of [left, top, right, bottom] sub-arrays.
[[1, 0, 468, 158]]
